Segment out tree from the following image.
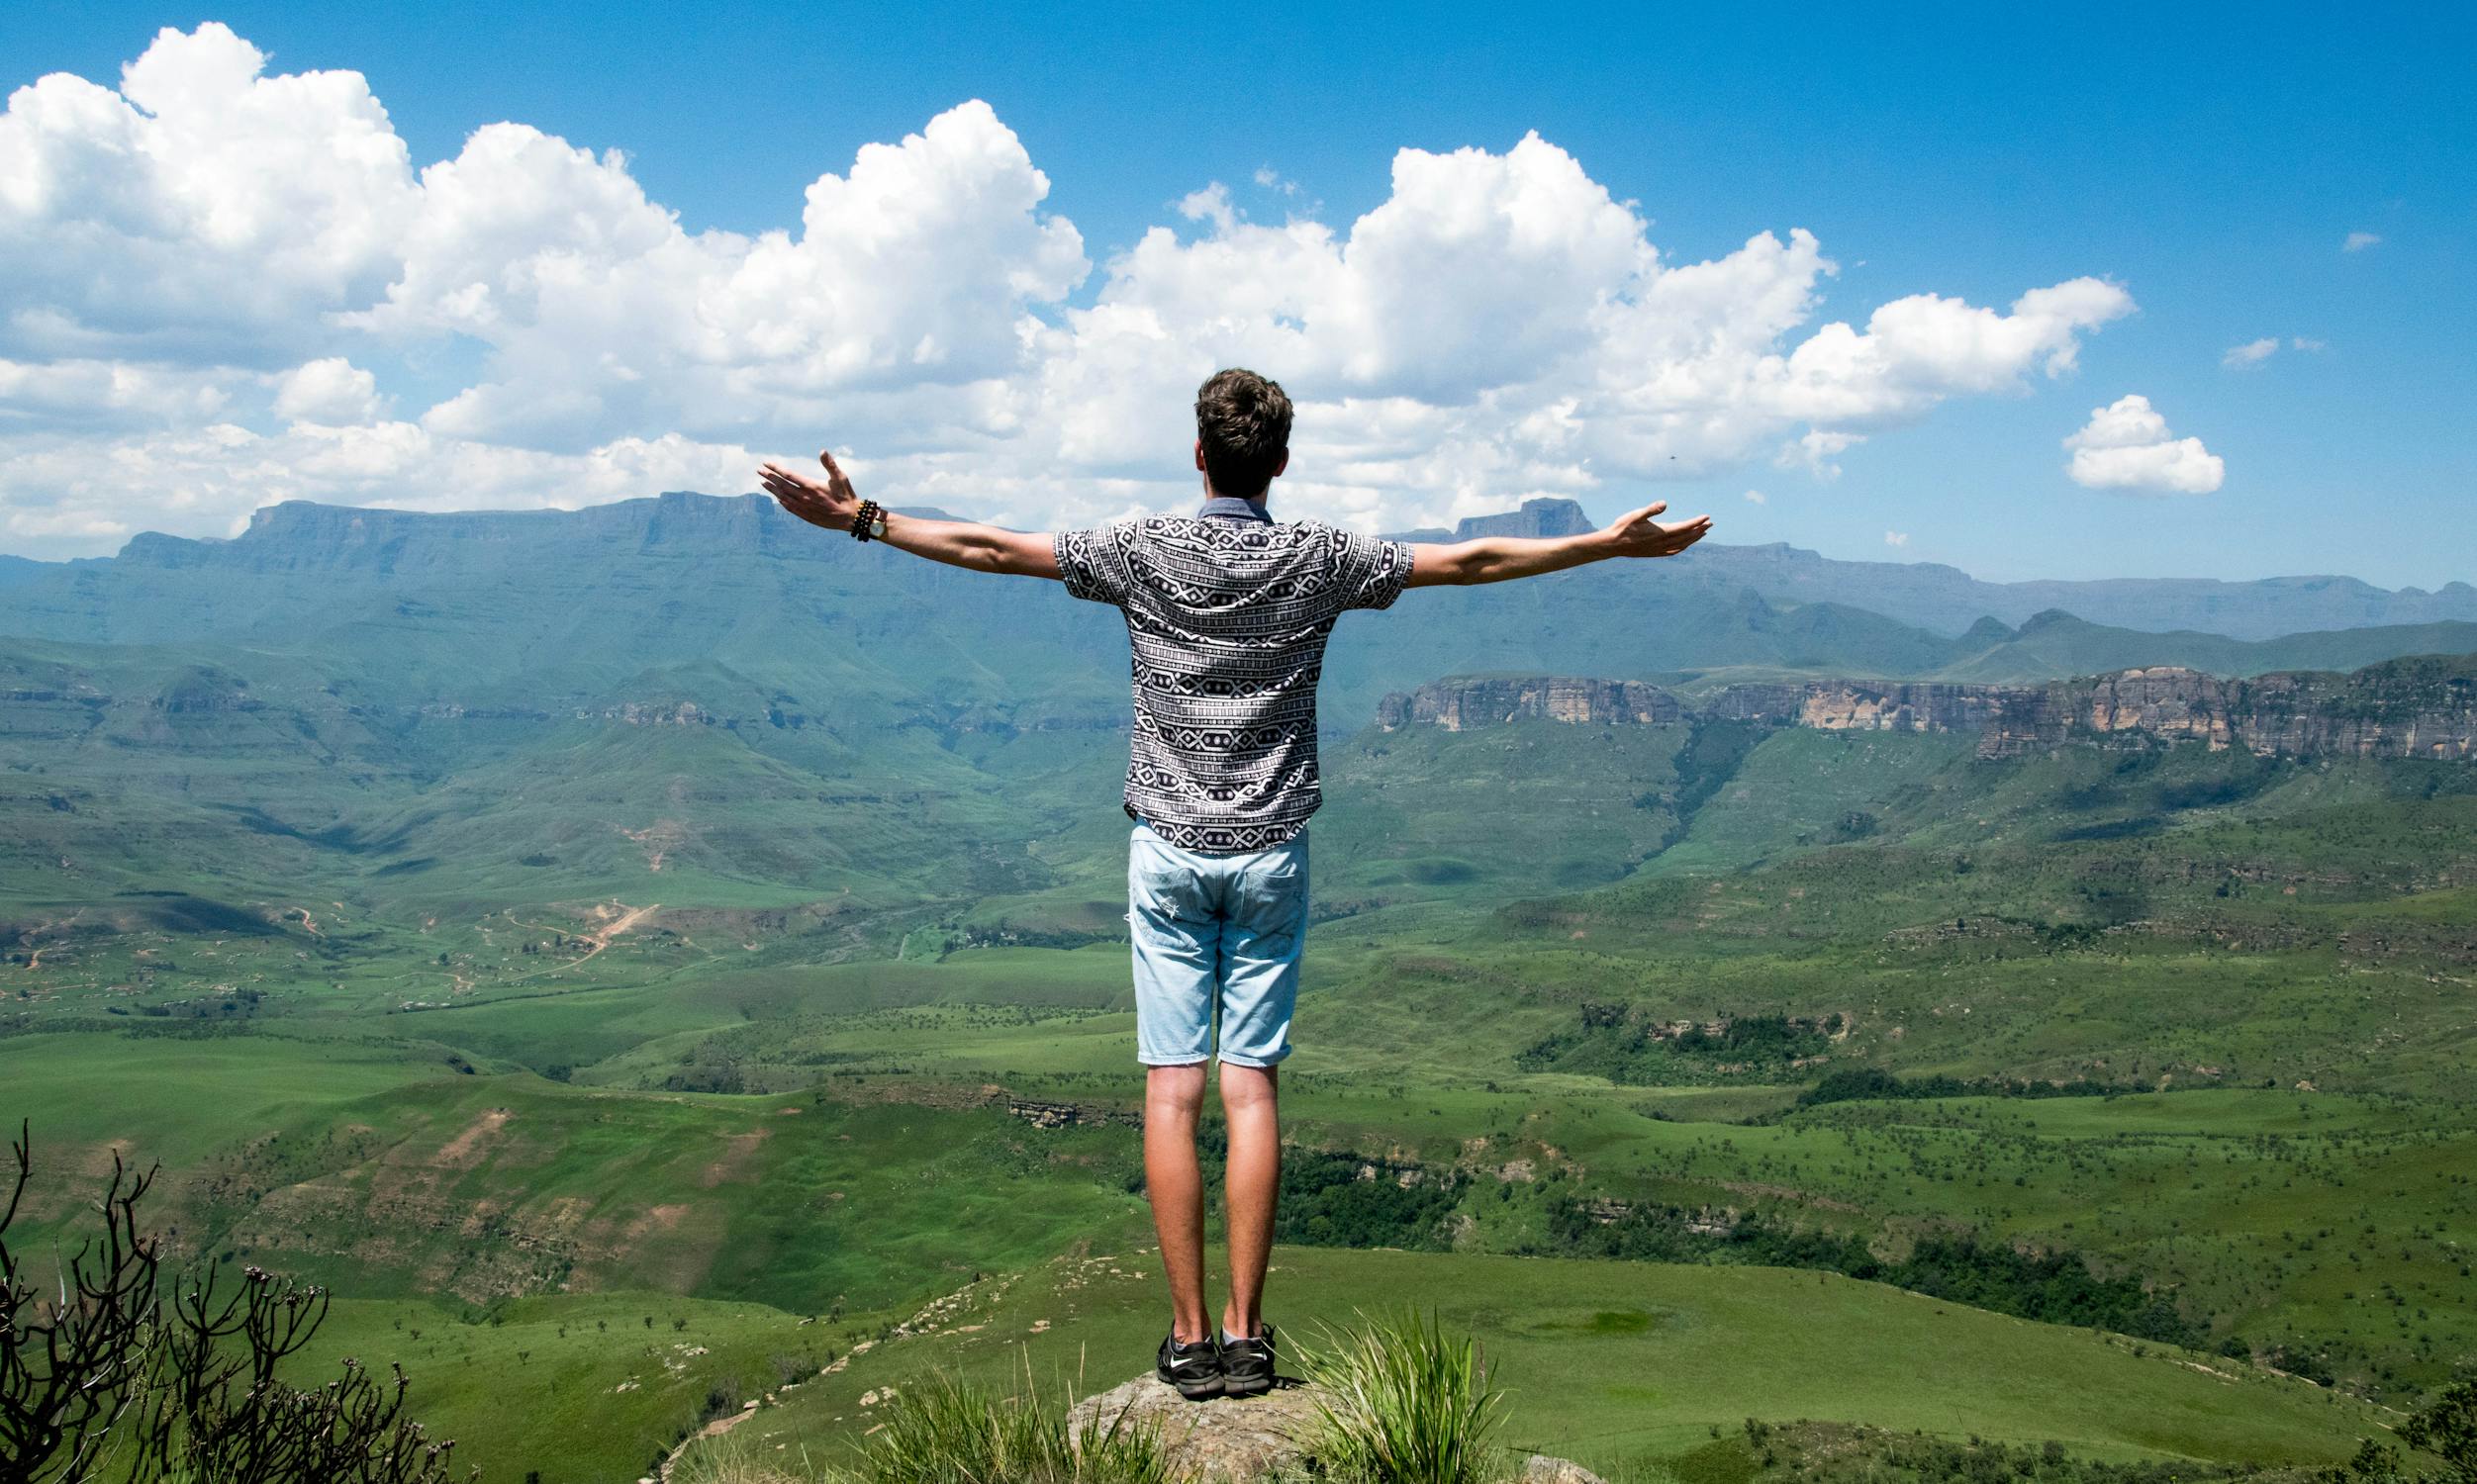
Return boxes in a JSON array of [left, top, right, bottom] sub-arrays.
[[2402, 1380, 2477, 1484]]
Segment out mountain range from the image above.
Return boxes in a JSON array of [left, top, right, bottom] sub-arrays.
[[4, 493, 2474, 743], [1387, 496, 2477, 638]]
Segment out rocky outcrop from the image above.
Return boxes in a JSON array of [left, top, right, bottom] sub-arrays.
[[1702, 680, 2014, 734], [1007, 1098, 1140, 1130], [1064, 1374, 1605, 1484], [1380, 676, 2001, 737], [1377, 677, 1682, 731], [1980, 656, 2477, 759], [1378, 651, 2477, 762]]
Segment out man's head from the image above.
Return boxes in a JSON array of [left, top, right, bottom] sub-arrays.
[[1194, 368, 1291, 502]]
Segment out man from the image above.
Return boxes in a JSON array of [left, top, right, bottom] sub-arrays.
[[757, 368, 1711, 1401]]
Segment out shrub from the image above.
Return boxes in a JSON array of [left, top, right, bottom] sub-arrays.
[[0, 1121, 467, 1483]]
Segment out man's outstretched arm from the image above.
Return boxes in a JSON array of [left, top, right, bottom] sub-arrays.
[[757, 449, 1062, 579], [1404, 501, 1713, 587]]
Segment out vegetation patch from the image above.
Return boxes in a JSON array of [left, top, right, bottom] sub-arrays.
[[1516, 1007, 1843, 1085]]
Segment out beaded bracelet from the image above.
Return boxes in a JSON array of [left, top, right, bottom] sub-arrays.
[[850, 498, 883, 542]]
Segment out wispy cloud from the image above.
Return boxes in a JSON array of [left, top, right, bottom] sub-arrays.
[[2222, 337, 2280, 370], [1742, 489, 1767, 505], [1883, 529, 1909, 547], [1775, 429, 1865, 481], [2342, 231, 2382, 252]]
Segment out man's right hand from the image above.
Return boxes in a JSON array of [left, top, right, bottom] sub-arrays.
[[1603, 501, 1713, 559]]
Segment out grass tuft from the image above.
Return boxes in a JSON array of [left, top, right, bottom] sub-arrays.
[[1295, 1307, 1509, 1484], [826, 1357, 1170, 1484], [668, 1431, 812, 1484]]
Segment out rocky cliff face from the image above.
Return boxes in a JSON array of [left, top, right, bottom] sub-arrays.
[[1980, 658, 2477, 760], [1701, 680, 2015, 735], [1378, 653, 2477, 761], [1380, 676, 2000, 737], [1376, 676, 1682, 731]]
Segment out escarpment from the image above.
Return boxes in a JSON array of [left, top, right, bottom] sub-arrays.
[[1377, 651, 2477, 761]]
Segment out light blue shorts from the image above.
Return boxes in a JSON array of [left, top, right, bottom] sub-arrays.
[[1126, 820, 1309, 1068]]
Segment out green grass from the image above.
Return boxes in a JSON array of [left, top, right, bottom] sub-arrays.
[[739, 1245, 2391, 1480], [11, 628, 2477, 1478]]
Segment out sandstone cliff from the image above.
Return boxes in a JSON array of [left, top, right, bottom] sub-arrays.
[[1375, 676, 1681, 731], [1978, 656, 2477, 760], [1701, 680, 2014, 735], [1376, 651, 2477, 762]]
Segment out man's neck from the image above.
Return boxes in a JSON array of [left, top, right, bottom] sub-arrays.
[[1197, 494, 1273, 523]]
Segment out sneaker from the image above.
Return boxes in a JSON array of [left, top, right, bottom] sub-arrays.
[[1218, 1322, 1276, 1397], [1155, 1331, 1223, 1400]]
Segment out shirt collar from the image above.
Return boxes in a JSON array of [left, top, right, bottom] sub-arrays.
[[1196, 495, 1274, 524]]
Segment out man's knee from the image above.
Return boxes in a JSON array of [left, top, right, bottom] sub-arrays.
[[1147, 1063, 1209, 1122], [1217, 1062, 1279, 1116]]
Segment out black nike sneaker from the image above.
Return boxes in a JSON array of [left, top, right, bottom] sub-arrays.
[[1218, 1322, 1276, 1397], [1156, 1331, 1223, 1400]]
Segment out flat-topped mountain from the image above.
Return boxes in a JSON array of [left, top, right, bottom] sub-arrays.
[[1379, 651, 2477, 761], [1384, 495, 1602, 543]]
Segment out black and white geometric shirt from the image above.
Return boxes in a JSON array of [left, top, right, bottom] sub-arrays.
[[1054, 497, 1415, 853]]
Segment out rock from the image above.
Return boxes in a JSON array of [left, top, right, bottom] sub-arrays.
[[1064, 1373, 1605, 1484], [1519, 1454, 1609, 1484], [1067, 1374, 1330, 1482]]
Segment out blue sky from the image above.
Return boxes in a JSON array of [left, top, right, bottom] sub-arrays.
[[2, 1, 2469, 587]]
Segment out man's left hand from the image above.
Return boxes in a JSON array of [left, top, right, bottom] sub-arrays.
[[758, 449, 860, 530]]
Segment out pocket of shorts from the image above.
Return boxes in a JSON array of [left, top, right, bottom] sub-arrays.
[[1129, 843, 1210, 924], [1232, 855, 1306, 941]]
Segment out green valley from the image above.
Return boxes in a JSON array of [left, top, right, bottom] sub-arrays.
[[3, 494, 2471, 1481]]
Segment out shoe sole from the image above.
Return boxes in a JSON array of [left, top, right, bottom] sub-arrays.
[[1159, 1369, 1224, 1400], [1221, 1371, 1271, 1397]]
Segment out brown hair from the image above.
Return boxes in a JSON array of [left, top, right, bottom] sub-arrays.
[[1194, 368, 1291, 500]]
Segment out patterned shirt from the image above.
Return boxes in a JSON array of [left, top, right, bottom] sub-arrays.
[[1054, 498, 1415, 852]]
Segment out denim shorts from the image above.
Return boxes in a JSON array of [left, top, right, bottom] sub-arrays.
[[1126, 819, 1309, 1067]]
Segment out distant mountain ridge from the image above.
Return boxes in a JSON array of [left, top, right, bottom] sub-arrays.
[[1, 491, 2464, 643], [1379, 652, 2477, 762], [1383, 496, 2477, 639], [3, 492, 2474, 744]]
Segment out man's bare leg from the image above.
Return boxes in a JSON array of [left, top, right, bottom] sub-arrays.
[[1218, 1061, 1279, 1339], [1145, 1063, 1212, 1344]]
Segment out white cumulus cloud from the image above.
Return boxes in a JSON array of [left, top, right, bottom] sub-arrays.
[[2063, 394, 2224, 495], [273, 357, 381, 423], [0, 24, 2146, 558], [0, 24, 417, 364]]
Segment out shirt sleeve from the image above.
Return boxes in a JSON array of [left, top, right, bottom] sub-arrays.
[[1331, 527, 1415, 612], [1053, 522, 1136, 606]]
